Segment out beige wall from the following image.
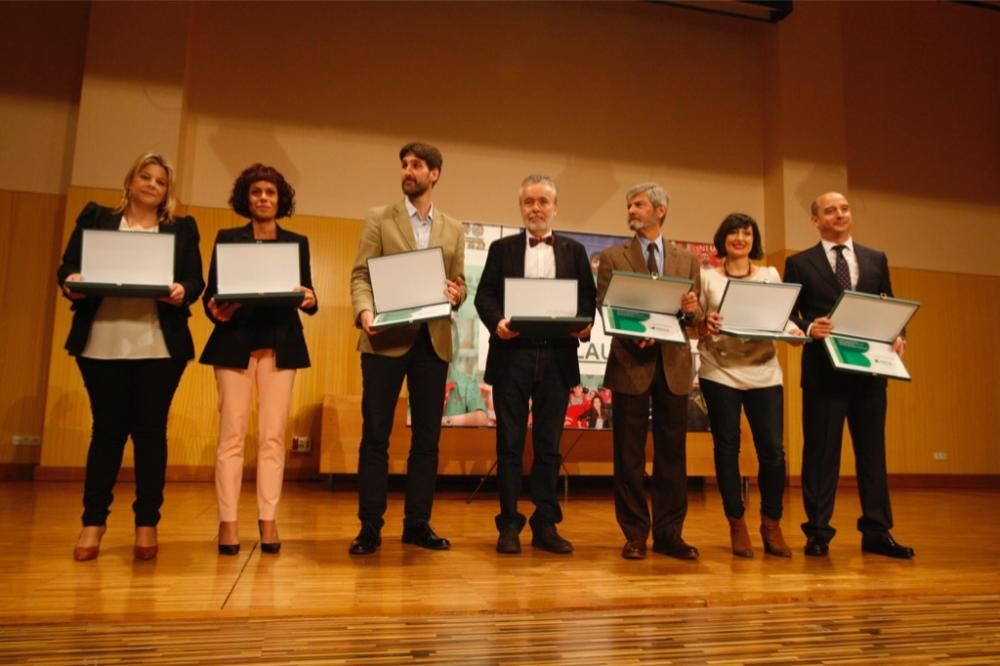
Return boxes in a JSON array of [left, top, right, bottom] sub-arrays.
[[0, 1, 996, 478], [0, 2, 88, 195], [176, 1, 767, 239]]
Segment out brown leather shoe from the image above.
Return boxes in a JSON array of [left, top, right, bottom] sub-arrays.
[[134, 526, 158, 560], [727, 516, 753, 558], [652, 536, 699, 560], [760, 516, 792, 557], [73, 525, 107, 562], [621, 539, 647, 560]]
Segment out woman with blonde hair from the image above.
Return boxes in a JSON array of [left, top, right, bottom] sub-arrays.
[[58, 152, 204, 561]]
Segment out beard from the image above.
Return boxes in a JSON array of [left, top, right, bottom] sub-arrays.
[[628, 217, 650, 232], [402, 178, 429, 199]]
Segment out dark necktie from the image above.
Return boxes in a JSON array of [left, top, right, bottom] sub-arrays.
[[529, 235, 554, 248], [646, 243, 659, 276], [833, 244, 851, 290]]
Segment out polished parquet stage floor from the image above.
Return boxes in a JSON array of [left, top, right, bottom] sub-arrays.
[[1, 480, 998, 664]]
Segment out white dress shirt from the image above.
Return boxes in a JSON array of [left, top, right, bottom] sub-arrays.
[[404, 198, 433, 250], [821, 237, 858, 289], [524, 232, 556, 279]]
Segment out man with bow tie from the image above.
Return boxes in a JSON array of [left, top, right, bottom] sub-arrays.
[[474, 175, 596, 555], [595, 182, 702, 561], [784, 191, 914, 560]]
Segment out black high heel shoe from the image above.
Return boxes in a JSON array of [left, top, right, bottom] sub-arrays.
[[218, 521, 240, 556], [259, 520, 281, 554]]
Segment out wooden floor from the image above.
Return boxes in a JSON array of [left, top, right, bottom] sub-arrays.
[[1, 480, 999, 663]]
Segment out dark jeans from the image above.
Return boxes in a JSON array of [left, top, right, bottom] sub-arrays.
[[491, 347, 570, 533], [76, 356, 186, 527], [700, 378, 785, 521], [801, 379, 892, 543], [357, 325, 448, 532], [612, 357, 689, 543]]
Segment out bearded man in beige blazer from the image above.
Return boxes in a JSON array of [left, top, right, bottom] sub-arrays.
[[349, 142, 466, 555], [596, 182, 702, 561]]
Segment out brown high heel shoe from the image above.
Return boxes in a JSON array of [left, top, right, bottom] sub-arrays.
[[259, 520, 281, 554], [761, 515, 792, 557], [727, 516, 754, 558], [218, 521, 240, 556], [73, 525, 107, 562], [134, 526, 158, 560]]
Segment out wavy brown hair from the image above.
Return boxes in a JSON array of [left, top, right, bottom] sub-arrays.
[[229, 163, 296, 220]]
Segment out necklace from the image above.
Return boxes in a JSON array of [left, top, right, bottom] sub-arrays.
[[723, 261, 752, 278]]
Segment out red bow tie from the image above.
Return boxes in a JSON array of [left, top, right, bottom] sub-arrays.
[[529, 235, 554, 247]]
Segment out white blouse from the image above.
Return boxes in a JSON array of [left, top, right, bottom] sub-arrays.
[[81, 219, 170, 360], [697, 265, 799, 390]]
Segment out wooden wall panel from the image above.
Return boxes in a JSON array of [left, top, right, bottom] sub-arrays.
[[0, 190, 65, 466], [772, 250, 999, 481], [38, 187, 363, 477]]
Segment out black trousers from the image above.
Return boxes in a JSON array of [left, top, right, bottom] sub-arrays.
[[357, 326, 448, 532], [700, 378, 785, 521], [612, 357, 689, 543], [491, 347, 570, 533], [801, 377, 893, 542], [76, 356, 186, 527]]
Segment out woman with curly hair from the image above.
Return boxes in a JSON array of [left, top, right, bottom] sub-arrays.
[[200, 164, 318, 555], [59, 152, 204, 561]]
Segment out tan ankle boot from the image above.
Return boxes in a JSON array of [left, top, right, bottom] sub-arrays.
[[727, 516, 753, 558], [760, 516, 792, 557]]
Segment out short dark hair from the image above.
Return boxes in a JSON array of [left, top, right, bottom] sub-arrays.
[[229, 163, 296, 219], [713, 213, 763, 260], [399, 142, 443, 173]]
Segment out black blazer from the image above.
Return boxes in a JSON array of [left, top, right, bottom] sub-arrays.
[[475, 231, 596, 387], [784, 241, 894, 390], [199, 223, 318, 370], [57, 202, 205, 361]]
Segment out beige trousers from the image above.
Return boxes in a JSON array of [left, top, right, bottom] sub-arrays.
[[214, 350, 296, 522]]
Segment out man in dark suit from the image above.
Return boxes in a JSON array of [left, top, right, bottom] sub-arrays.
[[596, 182, 702, 560], [475, 175, 596, 555], [348, 143, 467, 555], [784, 191, 914, 559]]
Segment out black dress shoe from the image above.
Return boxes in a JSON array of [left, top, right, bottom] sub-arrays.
[[621, 539, 647, 560], [349, 529, 381, 555], [804, 537, 829, 557], [401, 524, 450, 550], [496, 527, 521, 554], [862, 533, 914, 559], [652, 537, 699, 560], [531, 525, 573, 554], [218, 543, 240, 556]]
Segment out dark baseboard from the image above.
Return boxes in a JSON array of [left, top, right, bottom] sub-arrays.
[[33, 466, 322, 482], [0, 463, 36, 481]]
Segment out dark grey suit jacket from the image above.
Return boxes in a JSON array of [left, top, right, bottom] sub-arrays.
[[784, 241, 894, 389]]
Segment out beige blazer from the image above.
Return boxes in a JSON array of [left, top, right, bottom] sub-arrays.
[[351, 200, 467, 361], [596, 236, 702, 396]]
